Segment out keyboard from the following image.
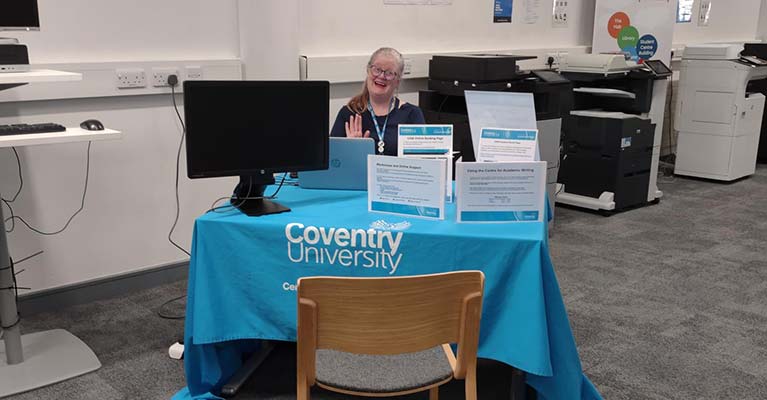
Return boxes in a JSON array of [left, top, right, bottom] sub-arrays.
[[0, 123, 67, 136]]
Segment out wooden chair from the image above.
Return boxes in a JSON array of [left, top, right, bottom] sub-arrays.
[[296, 271, 484, 400]]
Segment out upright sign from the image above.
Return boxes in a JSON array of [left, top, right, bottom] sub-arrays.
[[592, 0, 676, 64], [494, 0, 513, 23]]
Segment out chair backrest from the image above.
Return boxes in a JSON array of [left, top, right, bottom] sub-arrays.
[[297, 271, 484, 383]]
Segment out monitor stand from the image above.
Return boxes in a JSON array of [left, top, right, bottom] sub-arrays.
[[233, 174, 291, 217]]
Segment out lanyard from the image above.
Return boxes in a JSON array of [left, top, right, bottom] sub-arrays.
[[368, 98, 395, 154]]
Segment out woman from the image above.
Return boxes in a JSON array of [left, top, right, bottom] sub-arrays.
[[330, 47, 425, 156]]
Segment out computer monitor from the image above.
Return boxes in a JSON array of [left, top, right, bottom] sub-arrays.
[[0, 1, 40, 31], [184, 80, 330, 216]]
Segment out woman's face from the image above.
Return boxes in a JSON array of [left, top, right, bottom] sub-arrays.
[[366, 55, 401, 99]]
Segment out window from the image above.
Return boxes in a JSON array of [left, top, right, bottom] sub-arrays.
[[677, 0, 694, 23]]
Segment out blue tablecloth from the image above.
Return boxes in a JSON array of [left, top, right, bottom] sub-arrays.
[[173, 186, 601, 400]]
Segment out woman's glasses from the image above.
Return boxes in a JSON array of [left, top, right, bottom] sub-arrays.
[[368, 65, 399, 81]]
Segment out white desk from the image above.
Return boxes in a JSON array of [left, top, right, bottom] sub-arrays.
[[0, 69, 121, 397]]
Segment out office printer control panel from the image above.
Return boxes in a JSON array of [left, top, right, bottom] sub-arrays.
[[740, 55, 767, 66]]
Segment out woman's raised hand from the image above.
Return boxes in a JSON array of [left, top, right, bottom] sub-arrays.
[[344, 114, 371, 138]]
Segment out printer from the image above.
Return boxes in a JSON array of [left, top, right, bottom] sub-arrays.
[[418, 54, 573, 221], [556, 53, 669, 212], [674, 43, 767, 181], [742, 43, 767, 163]]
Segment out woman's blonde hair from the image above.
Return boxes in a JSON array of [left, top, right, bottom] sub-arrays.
[[347, 47, 405, 114]]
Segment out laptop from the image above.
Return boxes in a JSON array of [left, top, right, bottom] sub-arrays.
[[299, 137, 375, 190]]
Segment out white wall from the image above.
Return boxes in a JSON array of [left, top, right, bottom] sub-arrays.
[[758, 0, 767, 41], [238, 0, 299, 80], [673, 0, 762, 47], [13, 0, 240, 63], [298, 0, 596, 56], [1, 0, 241, 293]]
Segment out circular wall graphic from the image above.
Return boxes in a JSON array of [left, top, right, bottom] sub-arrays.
[[636, 34, 658, 60], [608, 12, 631, 38]]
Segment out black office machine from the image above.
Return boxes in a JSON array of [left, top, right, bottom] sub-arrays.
[[418, 54, 573, 220], [556, 54, 669, 213], [741, 43, 767, 163]]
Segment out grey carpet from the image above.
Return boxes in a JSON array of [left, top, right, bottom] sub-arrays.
[[5, 166, 767, 399]]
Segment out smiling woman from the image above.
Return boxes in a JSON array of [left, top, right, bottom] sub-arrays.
[[330, 47, 426, 156]]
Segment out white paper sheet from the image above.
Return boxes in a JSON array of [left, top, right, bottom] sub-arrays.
[[456, 161, 546, 223], [368, 155, 446, 220]]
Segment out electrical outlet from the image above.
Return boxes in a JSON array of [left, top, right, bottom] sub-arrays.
[[116, 68, 146, 89], [152, 67, 180, 87], [185, 66, 203, 80], [545, 52, 568, 68], [403, 58, 413, 76]]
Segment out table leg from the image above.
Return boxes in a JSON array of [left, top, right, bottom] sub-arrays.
[[510, 368, 528, 400], [220, 340, 276, 398], [0, 196, 102, 397], [0, 199, 23, 364]]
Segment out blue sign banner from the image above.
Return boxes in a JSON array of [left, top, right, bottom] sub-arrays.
[[494, 0, 513, 23], [481, 129, 537, 140], [399, 126, 452, 136]]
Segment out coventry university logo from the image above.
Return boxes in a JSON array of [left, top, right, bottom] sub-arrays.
[[285, 223, 404, 275]]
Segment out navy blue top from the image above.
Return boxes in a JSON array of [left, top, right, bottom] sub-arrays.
[[330, 98, 426, 156]]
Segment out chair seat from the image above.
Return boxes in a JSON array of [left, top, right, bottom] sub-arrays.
[[315, 346, 454, 394]]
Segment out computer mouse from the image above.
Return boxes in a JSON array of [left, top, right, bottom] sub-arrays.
[[80, 119, 104, 131]]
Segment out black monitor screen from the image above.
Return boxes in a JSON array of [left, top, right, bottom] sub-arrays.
[[184, 80, 329, 179], [0, 1, 40, 29]]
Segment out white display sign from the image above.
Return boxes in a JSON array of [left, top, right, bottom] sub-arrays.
[[465, 91, 538, 158], [368, 155, 446, 220], [398, 124, 454, 202], [477, 128, 539, 162], [592, 0, 676, 65], [456, 161, 547, 223]]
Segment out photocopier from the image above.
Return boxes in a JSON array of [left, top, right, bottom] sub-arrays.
[[674, 44, 767, 180], [743, 43, 767, 163], [555, 54, 670, 212], [418, 54, 573, 221]]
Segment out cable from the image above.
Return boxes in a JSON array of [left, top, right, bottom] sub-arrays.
[[13, 250, 43, 265], [157, 293, 187, 320], [2, 198, 15, 233], [1, 147, 23, 203], [168, 80, 191, 257], [436, 94, 450, 121], [0, 257, 28, 339], [4, 142, 92, 236], [207, 174, 288, 214]]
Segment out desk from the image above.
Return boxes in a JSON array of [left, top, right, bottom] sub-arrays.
[[0, 70, 122, 395], [174, 186, 602, 400]]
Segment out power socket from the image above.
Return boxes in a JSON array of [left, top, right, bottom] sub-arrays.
[[152, 67, 180, 87], [185, 66, 203, 81], [545, 52, 568, 68], [116, 68, 146, 89], [402, 58, 413, 77]]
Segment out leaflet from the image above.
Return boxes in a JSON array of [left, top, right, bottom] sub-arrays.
[[477, 128, 539, 162], [368, 155, 446, 220], [456, 161, 546, 223], [398, 124, 454, 202], [398, 125, 453, 156]]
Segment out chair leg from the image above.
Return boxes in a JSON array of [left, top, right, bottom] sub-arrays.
[[297, 377, 310, 400], [429, 387, 439, 400], [464, 366, 477, 400]]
